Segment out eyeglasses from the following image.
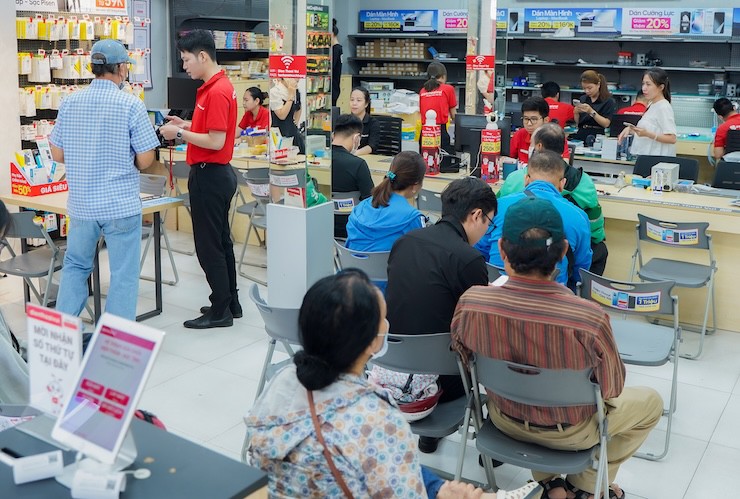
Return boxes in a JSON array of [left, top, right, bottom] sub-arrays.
[[483, 212, 495, 228], [522, 116, 543, 124]]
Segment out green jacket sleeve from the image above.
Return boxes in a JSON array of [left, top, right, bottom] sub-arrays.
[[563, 172, 605, 244], [497, 168, 527, 198]]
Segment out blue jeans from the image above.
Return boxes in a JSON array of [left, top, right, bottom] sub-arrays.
[[422, 465, 444, 499], [56, 215, 141, 321]]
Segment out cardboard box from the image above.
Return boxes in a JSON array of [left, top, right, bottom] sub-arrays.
[[10, 162, 67, 197]]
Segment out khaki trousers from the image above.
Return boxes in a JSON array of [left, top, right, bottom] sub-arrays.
[[488, 386, 663, 492]]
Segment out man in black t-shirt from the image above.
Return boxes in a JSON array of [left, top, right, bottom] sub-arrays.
[[331, 114, 374, 238], [385, 177, 498, 453]]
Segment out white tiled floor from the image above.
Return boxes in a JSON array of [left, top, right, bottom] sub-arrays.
[[2, 230, 737, 498]]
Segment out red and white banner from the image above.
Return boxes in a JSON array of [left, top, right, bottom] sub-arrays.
[[466, 55, 496, 71], [269, 55, 307, 79]]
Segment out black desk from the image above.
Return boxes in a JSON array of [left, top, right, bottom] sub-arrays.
[[0, 419, 267, 498]]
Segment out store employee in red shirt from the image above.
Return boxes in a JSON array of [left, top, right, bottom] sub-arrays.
[[540, 81, 574, 128], [616, 91, 648, 116], [160, 29, 240, 330], [509, 97, 570, 164], [712, 98, 740, 160], [237, 87, 269, 138], [419, 61, 457, 153]]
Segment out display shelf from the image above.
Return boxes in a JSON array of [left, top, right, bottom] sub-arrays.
[[349, 33, 467, 40], [505, 34, 734, 44], [505, 61, 726, 73], [349, 57, 465, 64]]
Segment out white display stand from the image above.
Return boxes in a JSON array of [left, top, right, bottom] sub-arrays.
[[266, 202, 334, 309]]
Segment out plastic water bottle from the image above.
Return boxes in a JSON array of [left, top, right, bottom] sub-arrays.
[[615, 171, 626, 189]]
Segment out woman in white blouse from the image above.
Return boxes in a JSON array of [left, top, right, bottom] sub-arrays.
[[618, 68, 677, 157]]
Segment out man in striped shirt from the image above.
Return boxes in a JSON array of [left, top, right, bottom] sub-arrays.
[[452, 196, 662, 499]]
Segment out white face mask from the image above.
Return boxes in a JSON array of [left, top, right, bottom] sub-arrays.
[[371, 319, 390, 359]]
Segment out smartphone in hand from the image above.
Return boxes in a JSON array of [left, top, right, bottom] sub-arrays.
[[572, 99, 581, 105]]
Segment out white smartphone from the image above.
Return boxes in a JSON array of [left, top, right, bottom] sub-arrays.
[[572, 99, 581, 106], [51, 314, 164, 465]]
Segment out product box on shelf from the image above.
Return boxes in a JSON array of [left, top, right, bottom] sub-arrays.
[[10, 162, 67, 197], [10, 139, 67, 197]]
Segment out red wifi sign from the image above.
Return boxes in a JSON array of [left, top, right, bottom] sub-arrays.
[[269, 55, 308, 78], [466, 55, 495, 71]]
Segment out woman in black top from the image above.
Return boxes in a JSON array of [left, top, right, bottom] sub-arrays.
[[572, 70, 617, 143], [269, 78, 305, 154], [349, 86, 380, 156], [331, 19, 342, 106]]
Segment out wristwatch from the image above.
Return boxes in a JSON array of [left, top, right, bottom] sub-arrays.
[[176, 129, 184, 141], [590, 110, 597, 117]]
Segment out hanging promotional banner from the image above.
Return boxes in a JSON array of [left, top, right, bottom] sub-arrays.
[[523, 8, 622, 35], [438, 9, 468, 34], [466, 55, 495, 71], [16, 0, 59, 12], [496, 9, 508, 31], [59, 0, 130, 15], [269, 55, 307, 79], [622, 8, 731, 37], [359, 10, 438, 33]]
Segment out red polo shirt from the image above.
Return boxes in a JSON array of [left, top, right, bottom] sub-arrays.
[[420, 83, 457, 125], [187, 70, 237, 165], [239, 105, 269, 130], [544, 97, 574, 128], [714, 113, 740, 148], [616, 102, 647, 116], [509, 127, 570, 164]]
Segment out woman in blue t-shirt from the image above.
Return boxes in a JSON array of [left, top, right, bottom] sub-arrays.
[[346, 151, 426, 252]]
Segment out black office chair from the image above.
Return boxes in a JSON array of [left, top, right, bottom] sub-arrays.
[[374, 116, 402, 156], [633, 155, 699, 182], [712, 160, 740, 189], [724, 129, 740, 155]]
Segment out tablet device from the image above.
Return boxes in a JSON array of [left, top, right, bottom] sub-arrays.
[[51, 314, 164, 465]]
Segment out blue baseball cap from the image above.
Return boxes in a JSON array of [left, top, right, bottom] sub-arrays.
[[90, 39, 134, 65]]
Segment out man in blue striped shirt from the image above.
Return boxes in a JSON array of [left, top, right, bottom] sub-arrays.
[[50, 39, 160, 321]]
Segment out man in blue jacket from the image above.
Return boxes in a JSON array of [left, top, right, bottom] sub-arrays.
[[480, 149, 592, 289]]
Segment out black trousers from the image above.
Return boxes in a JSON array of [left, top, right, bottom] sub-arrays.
[[590, 240, 609, 276], [188, 163, 238, 315]]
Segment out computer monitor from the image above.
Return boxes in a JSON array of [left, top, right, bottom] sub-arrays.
[[454, 114, 511, 177], [167, 77, 203, 110]]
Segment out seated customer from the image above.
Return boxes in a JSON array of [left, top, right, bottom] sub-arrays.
[[386, 177, 497, 453], [509, 97, 570, 164], [349, 86, 380, 156], [498, 123, 608, 276], [453, 196, 662, 499], [345, 151, 426, 252], [541, 81, 574, 128], [712, 97, 740, 160], [245, 269, 539, 499], [331, 114, 374, 238], [480, 150, 592, 289]]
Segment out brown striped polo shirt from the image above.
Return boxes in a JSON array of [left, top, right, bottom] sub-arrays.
[[451, 276, 625, 426]]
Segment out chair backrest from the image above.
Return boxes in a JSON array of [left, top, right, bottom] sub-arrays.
[[140, 174, 167, 196], [568, 144, 576, 166], [711, 160, 740, 189], [725, 128, 740, 155], [636, 214, 711, 250], [333, 240, 390, 282], [578, 268, 676, 316], [4, 211, 49, 241], [248, 284, 301, 344], [632, 155, 699, 182], [331, 191, 361, 215], [472, 356, 600, 408], [417, 188, 443, 213], [609, 113, 641, 138], [236, 168, 271, 202], [370, 333, 460, 376], [374, 116, 403, 156], [486, 263, 503, 282], [170, 161, 191, 180]]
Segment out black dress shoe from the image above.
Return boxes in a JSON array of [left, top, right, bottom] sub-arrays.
[[418, 436, 440, 454], [184, 312, 233, 329], [199, 304, 243, 318]]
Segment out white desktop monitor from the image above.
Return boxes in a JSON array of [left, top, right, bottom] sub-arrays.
[[51, 313, 164, 465]]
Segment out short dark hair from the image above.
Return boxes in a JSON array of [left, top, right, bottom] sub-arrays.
[[423, 61, 447, 92], [528, 149, 565, 179], [521, 96, 549, 118], [245, 86, 267, 104], [334, 114, 363, 137], [176, 29, 216, 61], [371, 151, 426, 208], [533, 123, 566, 154], [294, 270, 381, 390], [714, 98, 735, 118], [91, 63, 121, 77], [441, 177, 498, 222], [501, 228, 566, 278], [540, 81, 560, 99]]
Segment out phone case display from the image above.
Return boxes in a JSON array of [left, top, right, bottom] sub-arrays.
[[306, 4, 331, 133]]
